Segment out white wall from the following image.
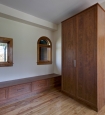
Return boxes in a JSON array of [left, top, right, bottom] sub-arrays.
[[54, 24, 61, 74], [0, 17, 54, 82]]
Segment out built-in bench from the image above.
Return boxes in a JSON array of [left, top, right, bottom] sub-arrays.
[[0, 73, 61, 107]]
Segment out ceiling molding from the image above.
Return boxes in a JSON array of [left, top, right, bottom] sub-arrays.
[[0, 3, 58, 31]]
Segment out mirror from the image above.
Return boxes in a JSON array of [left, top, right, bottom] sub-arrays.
[[39, 47, 51, 61]]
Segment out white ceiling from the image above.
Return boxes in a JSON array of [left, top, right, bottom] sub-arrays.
[[0, 0, 105, 24]]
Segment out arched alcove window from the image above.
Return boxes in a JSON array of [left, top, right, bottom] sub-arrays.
[[37, 36, 52, 65]]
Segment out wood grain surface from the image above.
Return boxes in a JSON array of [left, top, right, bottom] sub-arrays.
[[1, 87, 105, 115], [62, 16, 77, 97], [97, 5, 105, 111], [0, 88, 7, 100], [62, 3, 105, 111], [77, 6, 97, 105], [0, 74, 61, 108], [0, 74, 60, 88]]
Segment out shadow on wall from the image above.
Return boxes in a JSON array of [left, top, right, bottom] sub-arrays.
[[54, 24, 61, 74]]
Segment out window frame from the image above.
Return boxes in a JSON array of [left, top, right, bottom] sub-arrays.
[[37, 36, 52, 65], [0, 37, 13, 67]]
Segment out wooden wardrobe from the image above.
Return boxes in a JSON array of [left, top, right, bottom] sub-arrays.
[[62, 3, 105, 111]]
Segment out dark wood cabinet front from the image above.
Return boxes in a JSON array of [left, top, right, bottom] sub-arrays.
[[0, 88, 7, 100], [8, 83, 31, 98], [32, 80, 48, 91], [62, 3, 105, 111], [62, 16, 77, 97], [77, 6, 97, 105]]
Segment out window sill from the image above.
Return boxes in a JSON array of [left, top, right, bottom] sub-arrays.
[[37, 61, 52, 65], [0, 62, 13, 67]]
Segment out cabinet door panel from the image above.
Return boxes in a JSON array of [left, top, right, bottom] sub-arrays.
[[62, 17, 77, 96], [0, 88, 7, 100], [32, 80, 48, 91], [77, 6, 97, 105], [9, 83, 31, 98]]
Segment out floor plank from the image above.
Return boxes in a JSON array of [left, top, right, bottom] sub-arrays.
[[0, 88, 105, 115]]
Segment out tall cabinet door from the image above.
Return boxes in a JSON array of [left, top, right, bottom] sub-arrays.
[[77, 6, 97, 105], [62, 17, 77, 96]]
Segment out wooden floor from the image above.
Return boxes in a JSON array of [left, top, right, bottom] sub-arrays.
[[1, 87, 105, 115]]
